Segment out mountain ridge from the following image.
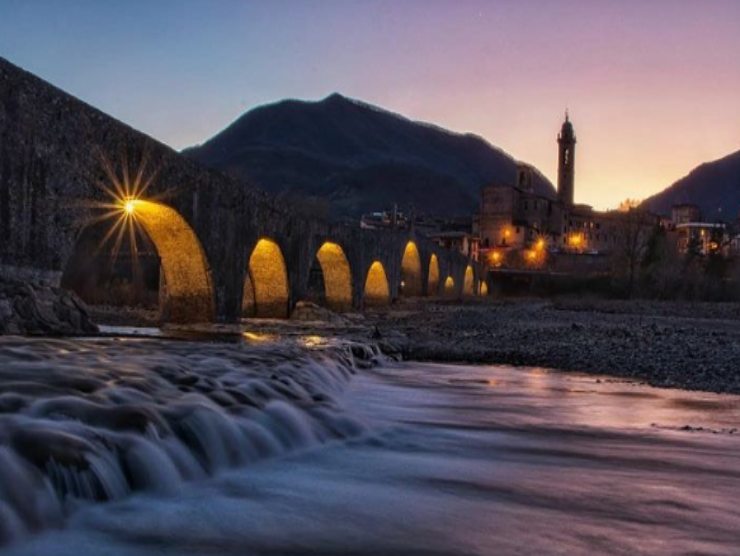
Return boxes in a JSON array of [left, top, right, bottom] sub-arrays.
[[183, 93, 556, 218], [641, 149, 740, 221]]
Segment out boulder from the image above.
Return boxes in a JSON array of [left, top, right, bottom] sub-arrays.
[[0, 278, 98, 335], [290, 301, 348, 324]]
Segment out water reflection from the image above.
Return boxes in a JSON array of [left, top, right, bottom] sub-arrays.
[[241, 331, 276, 343], [299, 335, 330, 348]]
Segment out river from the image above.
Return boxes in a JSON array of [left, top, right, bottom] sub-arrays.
[[0, 334, 739, 555]]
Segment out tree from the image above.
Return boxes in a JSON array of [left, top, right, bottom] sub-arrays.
[[617, 198, 641, 212], [611, 208, 655, 297]]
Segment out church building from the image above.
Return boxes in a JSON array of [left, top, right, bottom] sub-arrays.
[[476, 113, 646, 267]]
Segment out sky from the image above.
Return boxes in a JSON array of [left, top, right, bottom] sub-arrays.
[[0, 0, 738, 210]]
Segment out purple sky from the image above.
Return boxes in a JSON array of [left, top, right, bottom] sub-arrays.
[[1, 0, 738, 208]]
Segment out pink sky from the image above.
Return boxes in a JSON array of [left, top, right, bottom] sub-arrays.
[[1, 0, 738, 209]]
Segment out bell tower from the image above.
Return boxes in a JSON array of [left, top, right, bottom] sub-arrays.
[[557, 111, 576, 206]]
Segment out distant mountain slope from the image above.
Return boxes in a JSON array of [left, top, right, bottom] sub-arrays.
[[642, 150, 740, 221], [183, 93, 555, 218]]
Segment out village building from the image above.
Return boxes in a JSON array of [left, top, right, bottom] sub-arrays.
[[477, 113, 657, 268], [674, 222, 727, 255], [664, 203, 732, 256], [426, 230, 480, 262]]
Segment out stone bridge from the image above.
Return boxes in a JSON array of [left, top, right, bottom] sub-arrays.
[[0, 58, 484, 323]]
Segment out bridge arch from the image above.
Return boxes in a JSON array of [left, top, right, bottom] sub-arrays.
[[363, 261, 390, 307], [480, 280, 489, 296], [243, 238, 289, 318], [427, 253, 440, 295], [463, 265, 475, 296], [62, 200, 214, 323], [313, 241, 353, 312], [400, 241, 423, 297], [443, 276, 456, 297]]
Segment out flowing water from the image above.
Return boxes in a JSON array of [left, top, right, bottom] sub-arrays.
[[0, 334, 738, 555]]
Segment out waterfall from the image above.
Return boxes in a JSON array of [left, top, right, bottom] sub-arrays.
[[0, 335, 376, 545]]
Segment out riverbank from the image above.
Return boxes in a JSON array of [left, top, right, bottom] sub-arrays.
[[53, 296, 740, 396], [367, 297, 740, 394]]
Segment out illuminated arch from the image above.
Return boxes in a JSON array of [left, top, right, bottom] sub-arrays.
[[400, 241, 423, 296], [463, 265, 475, 296], [480, 281, 489, 296], [364, 261, 390, 307], [427, 254, 440, 295], [443, 276, 456, 297], [243, 238, 289, 318], [126, 200, 214, 323], [315, 241, 353, 311]]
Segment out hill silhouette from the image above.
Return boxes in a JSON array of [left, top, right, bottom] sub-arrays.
[[184, 93, 555, 219], [642, 150, 740, 221]]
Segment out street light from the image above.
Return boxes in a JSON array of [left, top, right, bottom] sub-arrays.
[[123, 199, 138, 215]]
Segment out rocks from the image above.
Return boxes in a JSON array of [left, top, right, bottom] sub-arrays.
[[290, 301, 349, 325], [0, 278, 98, 336], [367, 299, 740, 395]]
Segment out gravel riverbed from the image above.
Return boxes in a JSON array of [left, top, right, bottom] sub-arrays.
[[367, 298, 740, 394]]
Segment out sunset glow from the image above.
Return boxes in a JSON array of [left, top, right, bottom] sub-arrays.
[[1, 1, 737, 210]]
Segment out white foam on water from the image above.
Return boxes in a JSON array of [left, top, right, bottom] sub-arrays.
[[0, 336, 367, 547], [2, 339, 740, 555]]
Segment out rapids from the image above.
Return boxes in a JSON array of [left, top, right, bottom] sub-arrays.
[[1, 335, 739, 555], [0, 335, 378, 546]]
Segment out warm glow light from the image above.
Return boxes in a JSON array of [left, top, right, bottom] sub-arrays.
[[364, 261, 390, 306], [463, 265, 475, 296], [428, 254, 440, 295], [524, 245, 546, 267], [300, 335, 327, 348], [89, 154, 214, 323], [480, 281, 489, 296], [126, 199, 213, 322], [124, 199, 137, 215], [244, 238, 289, 318], [400, 241, 423, 296], [568, 233, 585, 249], [242, 331, 275, 342], [316, 241, 352, 311], [488, 250, 503, 267], [443, 276, 455, 297]]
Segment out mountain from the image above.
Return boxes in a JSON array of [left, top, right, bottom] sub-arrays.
[[183, 93, 555, 219], [641, 150, 740, 222]]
